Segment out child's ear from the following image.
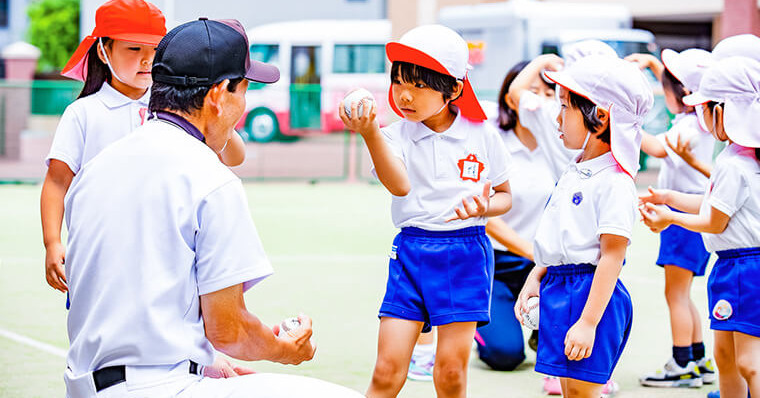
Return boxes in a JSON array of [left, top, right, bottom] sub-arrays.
[[596, 107, 610, 133], [714, 104, 727, 140], [452, 80, 465, 101]]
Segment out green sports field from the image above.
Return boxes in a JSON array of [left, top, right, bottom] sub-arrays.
[[0, 182, 716, 397]]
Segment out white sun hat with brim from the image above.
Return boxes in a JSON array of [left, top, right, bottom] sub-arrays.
[[712, 34, 760, 63], [562, 39, 618, 67], [683, 56, 760, 148], [544, 55, 654, 178], [661, 48, 714, 93]]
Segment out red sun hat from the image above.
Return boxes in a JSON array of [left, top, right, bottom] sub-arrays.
[[61, 0, 166, 81], [386, 24, 486, 122]]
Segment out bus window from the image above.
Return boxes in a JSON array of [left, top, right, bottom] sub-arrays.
[[333, 44, 385, 74]]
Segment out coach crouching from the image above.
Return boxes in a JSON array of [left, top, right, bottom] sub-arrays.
[[61, 17, 363, 398]]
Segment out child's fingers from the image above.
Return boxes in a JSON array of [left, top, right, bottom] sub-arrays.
[[472, 195, 486, 213], [445, 207, 466, 222], [461, 198, 476, 217]]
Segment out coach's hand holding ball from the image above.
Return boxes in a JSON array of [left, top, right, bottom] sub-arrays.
[[273, 314, 316, 365], [339, 88, 378, 136]]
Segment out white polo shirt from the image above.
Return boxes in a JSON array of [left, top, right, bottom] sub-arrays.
[[63, 119, 273, 376], [519, 91, 581, 181], [46, 82, 150, 174], [377, 112, 512, 231], [490, 128, 556, 251], [533, 152, 637, 267], [700, 143, 760, 252], [656, 113, 714, 193]]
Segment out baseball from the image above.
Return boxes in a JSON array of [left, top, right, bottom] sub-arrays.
[[278, 317, 302, 337], [521, 296, 540, 330], [343, 88, 375, 118]]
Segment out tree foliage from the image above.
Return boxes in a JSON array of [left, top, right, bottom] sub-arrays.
[[27, 0, 80, 72]]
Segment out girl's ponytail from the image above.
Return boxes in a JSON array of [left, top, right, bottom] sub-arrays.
[[77, 38, 112, 99]]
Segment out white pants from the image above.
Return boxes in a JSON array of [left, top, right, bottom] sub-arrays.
[[66, 368, 364, 398]]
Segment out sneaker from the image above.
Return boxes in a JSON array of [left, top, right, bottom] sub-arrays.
[[601, 379, 620, 397], [697, 357, 716, 384], [707, 391, 720, 398], [542, 376, 562, 395], [407, 355, 434, 382], [528, 330, 538, 352], [639, 358, 703, 388]]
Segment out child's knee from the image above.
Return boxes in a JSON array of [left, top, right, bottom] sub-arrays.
[[736, 352, 759, 380], [371, 358, 407, 388], [433, 362, 466, 392]]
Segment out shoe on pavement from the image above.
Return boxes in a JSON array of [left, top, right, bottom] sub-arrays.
[[639, 358, 703, 388], [407, 355, 434, 382], [697, 357, 716, 384], [528, 330, 538, 352], [601, 379, 619, 397], [542, 376, 562, 395]]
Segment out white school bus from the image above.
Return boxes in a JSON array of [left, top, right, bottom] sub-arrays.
[[238, 20, 393, 142]]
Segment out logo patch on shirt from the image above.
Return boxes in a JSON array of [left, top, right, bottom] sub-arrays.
[[712, 299, 732, 321], [457, 154, 485, 182], [572, 192, 583, 206]]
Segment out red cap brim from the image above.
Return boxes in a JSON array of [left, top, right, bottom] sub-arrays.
[[61, 36, 97, 81], [385, 42, 486, 122]]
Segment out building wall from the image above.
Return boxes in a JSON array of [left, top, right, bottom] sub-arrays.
[[80, 0, 386, 37], [0, 0, 32, 49]]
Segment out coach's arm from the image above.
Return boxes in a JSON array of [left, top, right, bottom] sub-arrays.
[[200, 283, 316, 364]]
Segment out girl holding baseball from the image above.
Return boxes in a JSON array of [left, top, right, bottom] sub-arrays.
[[640, 56, 760, 398], [516, 55, 652, 398]]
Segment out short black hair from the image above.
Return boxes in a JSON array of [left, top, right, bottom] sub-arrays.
[[390, 61, 459, 102], [662, 68, 690, 110], [568, 90, 610, 145], [149, 78, 244, 114]]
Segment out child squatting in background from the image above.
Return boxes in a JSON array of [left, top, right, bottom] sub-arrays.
[[340, 24, 513, 398]]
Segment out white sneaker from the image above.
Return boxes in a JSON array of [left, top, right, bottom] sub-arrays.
[[639, 358, 703, 388], [696, 357, 716, 384]]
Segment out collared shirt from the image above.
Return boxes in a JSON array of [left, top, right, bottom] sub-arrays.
[[700, 143, 760, 252], [490, 128, 555, 250], [47, 83, 150, 173], [533, 152, 637, 267], [657, 113, 714, 193], [519, 91, 581, 181], [63, 119, 273, 376], [376, 112, 512, 231]]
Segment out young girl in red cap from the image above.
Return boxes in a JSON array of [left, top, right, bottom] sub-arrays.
[[340, 24, 513, 397], [40, 0, 245, 295]]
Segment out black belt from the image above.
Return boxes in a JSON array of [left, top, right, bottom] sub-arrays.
[[93, 360, 200, 392]]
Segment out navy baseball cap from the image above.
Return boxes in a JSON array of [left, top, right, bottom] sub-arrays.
[[152, 18, 279, 86]]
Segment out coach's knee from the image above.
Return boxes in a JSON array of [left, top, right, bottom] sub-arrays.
[[371, 358, 406, 390], [433, 361, 466, 394], [478, 345, 525, 371]]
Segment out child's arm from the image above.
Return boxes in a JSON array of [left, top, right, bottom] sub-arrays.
[[639, 202, 730, 234], [665, 134, 712, 178], [446, 180, 512, 222], [40, 160, 74, 292], [218, 132, 246, 167], [641, 132, 667, 158], [507, 54, 563, 111], [624, 53, 665, 82], [639, 186, 703, 214], [564, 234, 627, 361], [485, 217, 533, 260], [339, 100, 410, 196], [514, 264, 547, 323]]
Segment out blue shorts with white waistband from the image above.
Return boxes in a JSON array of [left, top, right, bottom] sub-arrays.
[[656, 213, 710, 276], [708, 248, 760, 337], [535, 264, 633, 385], [378, 226, 494, 333]]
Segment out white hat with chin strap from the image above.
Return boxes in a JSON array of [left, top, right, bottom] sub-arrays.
[[544, 55, 654, 178]]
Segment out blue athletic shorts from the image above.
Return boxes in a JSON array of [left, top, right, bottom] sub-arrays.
[[535, 264, 633, 385], [378, 226, 494, 333], [656, 213, 710, 276], [708, 248, 760, 337]]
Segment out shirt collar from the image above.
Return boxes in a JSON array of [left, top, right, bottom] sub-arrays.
[[570, 151, 618, 178], [96, 82, 150, 109], [149, 111, 205, 143], [409, 111, 467, 142]]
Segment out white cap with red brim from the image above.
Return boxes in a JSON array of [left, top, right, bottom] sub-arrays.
[[683, 56, 760, 148], [386, 24, 486, 122], [661, 48, 714, 93], [544, 55, 653, 178], [712, 34, 760, 63]]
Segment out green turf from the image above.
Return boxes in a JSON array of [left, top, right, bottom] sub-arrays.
[[0, 183, 716, 397]]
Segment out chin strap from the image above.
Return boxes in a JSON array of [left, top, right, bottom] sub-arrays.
[[99, 38, 126, 85]]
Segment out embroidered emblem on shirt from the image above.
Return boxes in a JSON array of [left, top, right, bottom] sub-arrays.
[[712, 299, 732, 321], [578, 168, 592, 179], [572, 192, 583, 206], [457, 154, 485, 182]]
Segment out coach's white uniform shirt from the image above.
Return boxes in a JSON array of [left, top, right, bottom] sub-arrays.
[[47, 83, 150, 174], [533, 152, 637, 267], [519, 91, 581, 181], [377, 112, 512, 231], [490, 128, 555, 251], [657, 113, 714, 193], [700, 143, 760, 252], [63, 119, 273, 377]]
